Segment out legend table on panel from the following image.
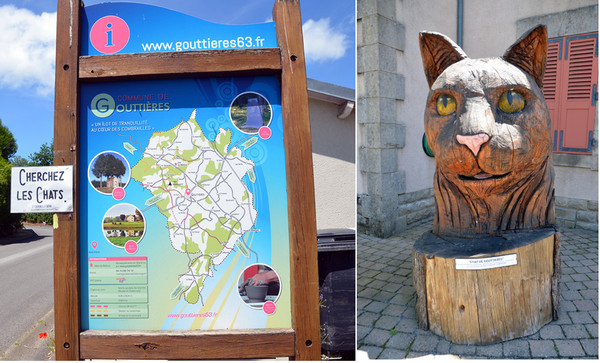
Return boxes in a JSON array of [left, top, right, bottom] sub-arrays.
[[89, 256, 148, 319]]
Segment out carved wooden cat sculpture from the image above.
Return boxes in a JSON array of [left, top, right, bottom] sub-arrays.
[[420, 25, 555, 236]]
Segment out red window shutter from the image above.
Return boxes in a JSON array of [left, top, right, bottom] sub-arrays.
[[542, 40, 561, 151], [559, 34, 598, 153], [544, 33, 598, 155]]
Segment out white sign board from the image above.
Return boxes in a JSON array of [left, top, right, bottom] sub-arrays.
[[455, 254, 517, 270], [11, 166, 73, 213]]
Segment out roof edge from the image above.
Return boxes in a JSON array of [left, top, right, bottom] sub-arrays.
[[306, 78, 355, 104]]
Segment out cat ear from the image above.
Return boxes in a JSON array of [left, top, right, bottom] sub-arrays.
[[419, 31, 468, 88], [503, 25, 547, 87]]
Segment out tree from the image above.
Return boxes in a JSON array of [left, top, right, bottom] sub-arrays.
[[10, 140, 54, 167], [0, 119, 17, 160], [91, 154, 108, 187], [0, 119, 20, 234], [28, 140, 53, 166], [111, 156, 126, 178], [105, 154, 126, 183], [10, 155, 30, 166], [135, 209, 144, 222], [91, 153, 126, 188]]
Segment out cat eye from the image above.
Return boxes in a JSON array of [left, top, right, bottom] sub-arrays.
[[498, 90, 525, 113], [436, 94, 456, 115]]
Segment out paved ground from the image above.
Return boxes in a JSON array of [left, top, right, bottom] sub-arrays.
[[0, 225, 55, 361], [357, 219, 598, 359], [1, 308, 55, 361]]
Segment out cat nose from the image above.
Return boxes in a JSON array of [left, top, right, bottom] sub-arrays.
[[456, 133, 490, 156]]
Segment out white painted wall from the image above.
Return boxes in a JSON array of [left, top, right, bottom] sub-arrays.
[[309, 98, 356, 231], [396, 0, 457, 194], [462, 0, 597, 58]]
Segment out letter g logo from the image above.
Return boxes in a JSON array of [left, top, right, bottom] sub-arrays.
[[91, 93, 115, 118]]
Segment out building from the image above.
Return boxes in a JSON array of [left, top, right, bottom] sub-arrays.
[[307, 78, 356, 232], [109, 176, 120, 189], [357, 0, 598, 237]]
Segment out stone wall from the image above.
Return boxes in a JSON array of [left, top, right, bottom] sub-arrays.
[[357, 0, 406, 238], [556, 197, 599, 231], [397, 188, 435, 230], [361, 191, 598, 233], [358, 188, 435, 235]]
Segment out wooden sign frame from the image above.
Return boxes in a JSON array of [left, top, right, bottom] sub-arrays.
[[53, 0, 320, 360]]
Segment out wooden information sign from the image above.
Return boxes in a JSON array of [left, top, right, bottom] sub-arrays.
[[53, 0, 320, 360]]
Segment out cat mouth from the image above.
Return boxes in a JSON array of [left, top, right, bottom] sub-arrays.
[[459, 172, 509, 181]]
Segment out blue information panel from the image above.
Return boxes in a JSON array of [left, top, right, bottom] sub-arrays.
[[81, 2, 277, 56], [80, 75, 292, 330]]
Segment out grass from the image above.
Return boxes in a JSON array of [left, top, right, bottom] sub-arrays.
[[103, 221, 144, 229], [107, 235, 141, 247]]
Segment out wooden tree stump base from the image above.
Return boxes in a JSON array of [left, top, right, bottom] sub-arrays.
[[413, 228, 560, 345]]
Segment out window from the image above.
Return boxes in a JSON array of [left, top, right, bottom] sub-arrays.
[[542, 32, 598, 155]]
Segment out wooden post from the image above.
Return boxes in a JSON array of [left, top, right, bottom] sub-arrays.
[[273, 0, 321, 360], [53, 0, 81, 360]]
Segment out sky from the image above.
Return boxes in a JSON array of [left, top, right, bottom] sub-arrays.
[[0, 0, 355, 159]]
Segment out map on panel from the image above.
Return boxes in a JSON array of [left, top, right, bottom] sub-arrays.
[[81, 76, 291, 332], [131, 110, 257, 304]]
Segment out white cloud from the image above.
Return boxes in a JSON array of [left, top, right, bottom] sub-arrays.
[[0, 6, 56, 96], [302, 18, 347, 63]]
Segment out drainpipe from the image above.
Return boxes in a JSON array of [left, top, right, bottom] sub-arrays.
[[457, 0, 463, 47]]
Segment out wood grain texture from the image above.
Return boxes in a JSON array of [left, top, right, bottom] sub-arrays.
[[412, 250, 428, 329], [53, 0, 81, 360], [414, 227, 557, 258], [79, 49, 282, 80], [273, 0, 321, 360], [415, 234, 555, 345], [432, 159, 555, 236], [79, 329, 295, 360], [419, 31, 468, 88], [503, 25, 548, 87], [551, 233, 561, 320], [420, 26, 556, 237]]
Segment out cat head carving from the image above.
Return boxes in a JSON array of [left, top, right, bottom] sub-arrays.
[[420, 25, 555, 236]]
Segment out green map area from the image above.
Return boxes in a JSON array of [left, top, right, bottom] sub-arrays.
[[131, 109, 257, 304]]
